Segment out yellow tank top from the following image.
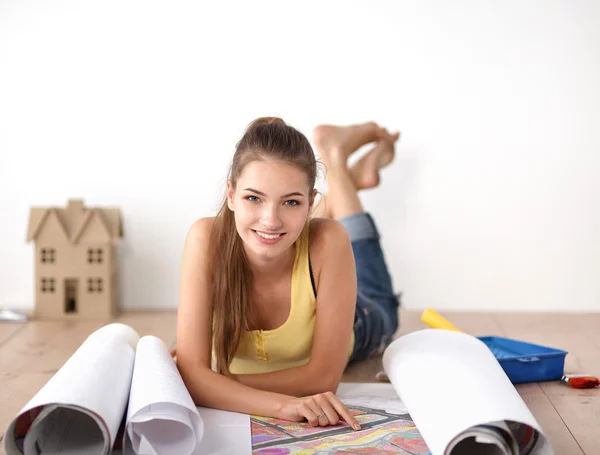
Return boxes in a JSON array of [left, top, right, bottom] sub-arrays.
[[227, 222, 355, 374]]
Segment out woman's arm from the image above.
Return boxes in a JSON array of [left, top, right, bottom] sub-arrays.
[[175, 218, 286, 415], [233, 364, 325, 397], [181, 363, 360, 430], [233, 219, 357, 396], [175, 218, 359, 429]]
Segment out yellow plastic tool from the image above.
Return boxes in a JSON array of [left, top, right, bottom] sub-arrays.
[[421, 308, 462, 332]]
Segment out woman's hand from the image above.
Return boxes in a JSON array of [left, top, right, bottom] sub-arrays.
[[279, 391, 361, 431]]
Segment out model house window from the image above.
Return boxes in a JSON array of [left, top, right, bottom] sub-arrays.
[[87, 278, 103, 293], [87, 248, 104, 264], [41, 278, 55, 293], [41, 248, 56, 264]]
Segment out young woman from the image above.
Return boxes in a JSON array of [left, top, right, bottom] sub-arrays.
[[175, 118, 401, 430]]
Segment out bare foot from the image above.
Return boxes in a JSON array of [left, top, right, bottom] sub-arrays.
[[312, 122, 387, 164], [349, 136, 398, 189]]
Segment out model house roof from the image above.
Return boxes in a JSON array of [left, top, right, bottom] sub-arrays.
[[26, 199, 123, 245]]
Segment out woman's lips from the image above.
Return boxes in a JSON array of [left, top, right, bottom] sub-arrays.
[[252, 230, 285, 244]]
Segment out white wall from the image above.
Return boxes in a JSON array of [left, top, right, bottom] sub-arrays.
[[1, 0, 599, 312]]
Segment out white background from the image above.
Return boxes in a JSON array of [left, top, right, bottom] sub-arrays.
[[1, 0, 599, 312]]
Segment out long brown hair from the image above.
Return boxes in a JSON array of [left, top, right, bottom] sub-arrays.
[[208, 117, 318, 376]]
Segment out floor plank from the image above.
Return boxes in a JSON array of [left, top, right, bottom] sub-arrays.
[[547, 395, 600, 455], [0, 320, 106, 374], [493, 313, 599, 337], [522, 393, 585, 454], [0, 323, 24, 347]]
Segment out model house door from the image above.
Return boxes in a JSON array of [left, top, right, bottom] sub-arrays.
[[64, 278, 78, 313]]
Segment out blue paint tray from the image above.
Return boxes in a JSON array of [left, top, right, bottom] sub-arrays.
[[478, 336, 568, 384]]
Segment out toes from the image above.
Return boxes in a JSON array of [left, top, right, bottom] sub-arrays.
[[364, 121, 379, 134], [376, 127, 389, 139], [378, 128, 400, 142], [312, 125, 329, 143]]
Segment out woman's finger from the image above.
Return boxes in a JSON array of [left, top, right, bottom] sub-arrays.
[[324, 392, 361, 430], [298, 402, 319, 427], [305, 399, 333, 427], [313, 395, 339, 426]]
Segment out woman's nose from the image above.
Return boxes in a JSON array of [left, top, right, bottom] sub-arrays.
[[261, 205, 283, 229]]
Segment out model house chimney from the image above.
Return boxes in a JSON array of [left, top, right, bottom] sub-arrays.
[[67, 199, 85, 212]]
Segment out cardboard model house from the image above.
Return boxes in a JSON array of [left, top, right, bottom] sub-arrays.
[[26, 199, 123, 319]]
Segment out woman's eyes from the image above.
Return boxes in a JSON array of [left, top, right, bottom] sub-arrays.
[[244, 196, 300, 206]]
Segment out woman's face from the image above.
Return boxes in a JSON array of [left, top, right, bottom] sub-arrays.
[[227, 159, 315, 261]]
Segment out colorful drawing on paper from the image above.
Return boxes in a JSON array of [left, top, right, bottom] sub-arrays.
[[251, 405, 431, 454]]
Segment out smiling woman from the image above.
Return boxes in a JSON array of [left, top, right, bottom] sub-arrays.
[[175, 117, 401, 432], [228, 160, 314, 259]]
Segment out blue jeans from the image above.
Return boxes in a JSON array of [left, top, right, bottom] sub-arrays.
[[340, 212, 401, 363]]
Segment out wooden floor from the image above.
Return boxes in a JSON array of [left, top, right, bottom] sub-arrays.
[[0, 310, 598, 454]]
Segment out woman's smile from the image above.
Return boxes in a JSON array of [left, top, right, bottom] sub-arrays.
[[252, 229, 286, 244]]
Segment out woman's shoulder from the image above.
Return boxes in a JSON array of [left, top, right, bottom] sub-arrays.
[[307, 218, 352, 289], [185, 216, 216, 246], [308, 217, 351, 251]]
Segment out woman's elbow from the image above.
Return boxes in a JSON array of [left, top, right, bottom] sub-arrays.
[[176, 358, 212, 405], [322, 375, 341, 394], [308, 366, 342, 395]]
